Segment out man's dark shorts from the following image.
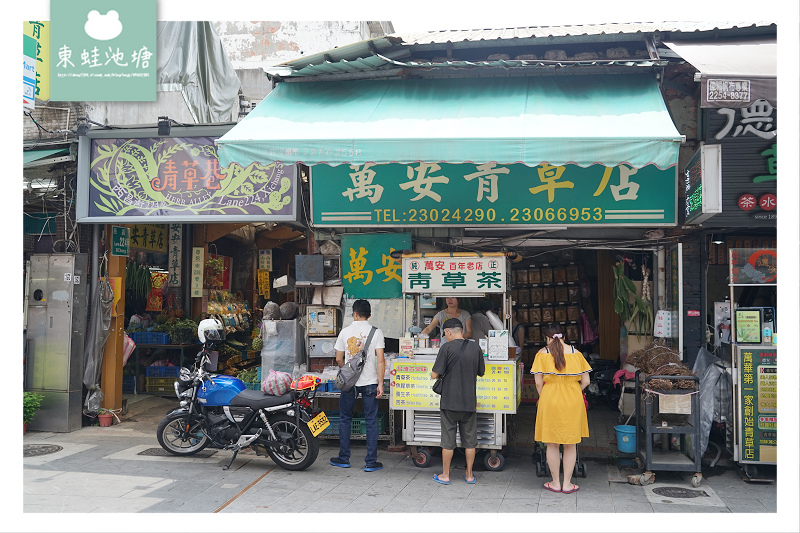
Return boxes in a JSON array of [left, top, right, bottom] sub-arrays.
[[440, 409, 478, 449]]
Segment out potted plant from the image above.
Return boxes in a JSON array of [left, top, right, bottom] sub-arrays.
[[97, 407, 115, 427], [23, 391, 44, 434]]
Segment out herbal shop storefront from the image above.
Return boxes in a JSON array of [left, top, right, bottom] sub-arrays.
[[76, 125, 302, 406], [217, 73, 685, 351]]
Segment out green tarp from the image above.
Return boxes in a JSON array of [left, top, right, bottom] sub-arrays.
[[23, 148, 69, 166], [217, 74, 682, 170]]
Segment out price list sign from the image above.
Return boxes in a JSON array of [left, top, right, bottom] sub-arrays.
[[390, 360, 516, 413]]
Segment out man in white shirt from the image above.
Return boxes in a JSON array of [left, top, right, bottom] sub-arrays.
[[330, 300, 386, 471]]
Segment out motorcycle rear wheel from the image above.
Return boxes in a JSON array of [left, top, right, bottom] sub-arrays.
[[157, 412, 209, 456], [265, 414, 319, 471]]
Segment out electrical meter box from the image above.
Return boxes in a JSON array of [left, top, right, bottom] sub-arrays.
[[307, 305, 338, 336], [308, 337, 338, 358]]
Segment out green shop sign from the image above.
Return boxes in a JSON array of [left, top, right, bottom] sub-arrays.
[[80, 136, 297, 223], [311, 162, 676, 227], [341, 233, 410, 299]]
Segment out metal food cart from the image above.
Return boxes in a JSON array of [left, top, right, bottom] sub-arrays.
[[391, 252, 522, 471]]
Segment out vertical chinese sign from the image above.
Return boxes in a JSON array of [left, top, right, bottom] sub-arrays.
[[258, 249, 272, 271], [191, 247, 204, 298], [341, 233, 410, 299], [258, 270, 270, 299], [23, 21, 50, 103], [168, 224, 182, 287], [738, 346, 777, 463]]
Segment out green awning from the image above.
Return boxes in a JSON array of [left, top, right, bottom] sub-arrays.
[[23, 148, 70, 167], [217, 74, 682, 170]]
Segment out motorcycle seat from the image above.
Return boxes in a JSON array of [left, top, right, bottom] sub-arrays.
[[230, 389, 295, 409]]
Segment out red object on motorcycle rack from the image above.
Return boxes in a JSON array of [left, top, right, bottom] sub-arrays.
[[292, 375, 321, 390]]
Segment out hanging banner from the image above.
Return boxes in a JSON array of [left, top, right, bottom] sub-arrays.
[[191, 247, 204, 298], [341, 233, 410, 299], [208, 254, 233, 291], [312, 162, 676, 227], [167, 224, 182, 286], [145, 272, 168, 312], [82, 136, 297, 223]]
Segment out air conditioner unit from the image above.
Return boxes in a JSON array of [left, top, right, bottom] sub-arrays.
[[295, 255, 323, 286]]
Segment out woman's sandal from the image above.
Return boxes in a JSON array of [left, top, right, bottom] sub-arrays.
[[542, 482, 561, 493]]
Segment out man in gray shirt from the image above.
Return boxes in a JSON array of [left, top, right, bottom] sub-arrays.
[[430, 318, 485, 484], [470, 298, 494, 341]]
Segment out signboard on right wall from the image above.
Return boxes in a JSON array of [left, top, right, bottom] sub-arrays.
[[700, 105, 777, 227]]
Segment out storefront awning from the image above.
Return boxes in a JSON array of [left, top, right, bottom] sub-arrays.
[[663, 40, 776, 108], [217, 74, 682, 170], [23, 148, 71, 168]]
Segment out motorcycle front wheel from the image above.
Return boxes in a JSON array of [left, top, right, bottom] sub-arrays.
[[157, 412, 209, 456], [265, 414, 319, 471]]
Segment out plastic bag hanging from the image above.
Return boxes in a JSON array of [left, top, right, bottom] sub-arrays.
[[83, 253, 115, 414]]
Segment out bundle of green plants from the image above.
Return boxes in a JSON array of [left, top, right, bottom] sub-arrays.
[[170, 319, 199, 345], [237, 368, 258, 384], [23, 391, 44, 424]]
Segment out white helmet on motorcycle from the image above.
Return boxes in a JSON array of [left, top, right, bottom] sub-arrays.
[[198, 318, 225, 344]]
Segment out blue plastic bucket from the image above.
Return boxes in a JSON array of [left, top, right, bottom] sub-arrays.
[[614, 425, 636, 454]]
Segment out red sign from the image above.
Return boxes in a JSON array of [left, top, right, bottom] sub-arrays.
[[687, 310, 701, 317], [759, 193, 776, 211], [738, 193, 757, 211]]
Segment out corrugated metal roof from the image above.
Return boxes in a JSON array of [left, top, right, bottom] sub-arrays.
[[272, 21, 776, 79], [279, 54, 663, 78], [392, 21, 776, 45]]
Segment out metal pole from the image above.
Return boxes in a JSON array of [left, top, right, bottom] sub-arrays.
[[91, 223, 99, 296]]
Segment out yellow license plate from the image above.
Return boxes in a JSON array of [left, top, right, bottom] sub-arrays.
[[307, 411, 330, 437]]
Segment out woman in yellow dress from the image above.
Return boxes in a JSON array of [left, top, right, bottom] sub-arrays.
[[531, 323, 591, 494]]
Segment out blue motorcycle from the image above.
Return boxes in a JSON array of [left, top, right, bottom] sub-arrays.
[[156, 319, 329, 471]]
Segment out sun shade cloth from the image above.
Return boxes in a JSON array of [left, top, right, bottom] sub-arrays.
[[663, 40, 776, 108], [217, 74, 681, 169]]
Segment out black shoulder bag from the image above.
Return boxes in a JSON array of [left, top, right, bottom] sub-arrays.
[[335, 326, 377, 392], [432, 339, 468, 395]]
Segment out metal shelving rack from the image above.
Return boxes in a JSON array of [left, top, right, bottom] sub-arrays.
[[634, 371, 703, 487]]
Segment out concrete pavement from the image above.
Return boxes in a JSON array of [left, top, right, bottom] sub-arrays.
[[19, 393, 791, 532]]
